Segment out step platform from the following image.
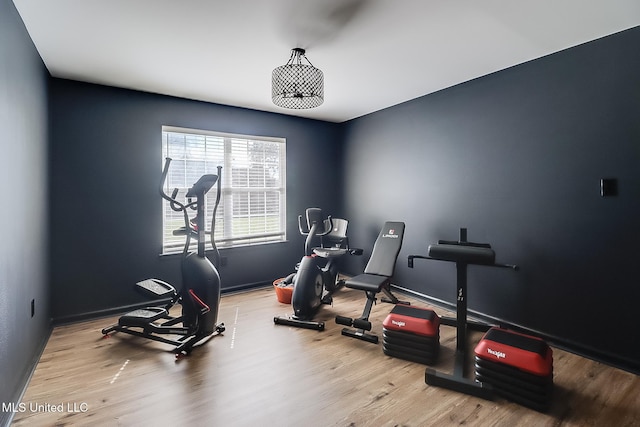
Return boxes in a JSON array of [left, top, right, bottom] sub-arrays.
[[474, 327, 554, 411], [382, 305, 440, 365]]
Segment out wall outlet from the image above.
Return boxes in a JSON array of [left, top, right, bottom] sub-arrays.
[[600, 178, 618, 197]]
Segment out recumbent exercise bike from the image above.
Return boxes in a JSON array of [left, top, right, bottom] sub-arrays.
[[102, 157, 225, 356], [274, 207, 362, 330]]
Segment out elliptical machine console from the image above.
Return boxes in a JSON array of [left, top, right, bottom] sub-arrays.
[[102, 157, 225, 356]]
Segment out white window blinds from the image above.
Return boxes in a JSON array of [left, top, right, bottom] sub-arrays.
[[161, 126, 286, 254]]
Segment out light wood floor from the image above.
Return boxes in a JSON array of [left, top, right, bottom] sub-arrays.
[[12, 286, 640, 427]]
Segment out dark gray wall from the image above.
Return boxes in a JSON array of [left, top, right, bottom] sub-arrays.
[[49, 79, 344, 321], [3, 3, 638, 417], [342, 27, 640, 373], [0, 0, 50, 424]]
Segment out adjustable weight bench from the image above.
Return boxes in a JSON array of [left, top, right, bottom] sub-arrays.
[[336, 221, 409, 344]]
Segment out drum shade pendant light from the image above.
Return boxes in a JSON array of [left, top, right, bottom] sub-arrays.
[[272, 48, 324, 109]]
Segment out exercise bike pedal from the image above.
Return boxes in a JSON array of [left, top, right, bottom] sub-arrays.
[[320, 294, 334, 305]]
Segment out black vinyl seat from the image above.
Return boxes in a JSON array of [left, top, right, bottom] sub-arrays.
[[336, 221, 409, 343], [311, 218, 350, 258], [345, 273, 389, 292]]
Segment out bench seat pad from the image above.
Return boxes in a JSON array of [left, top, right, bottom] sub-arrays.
[[346, 273, 389, 292]]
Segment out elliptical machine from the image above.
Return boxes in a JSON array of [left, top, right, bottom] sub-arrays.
[[102, 157, 225, 356], [274, 208, 361, 330]]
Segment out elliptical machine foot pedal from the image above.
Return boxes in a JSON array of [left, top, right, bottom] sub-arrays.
[[135, 278, 176, 298], [117, 307, 169, 328]]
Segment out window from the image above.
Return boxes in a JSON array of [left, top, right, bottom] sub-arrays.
[[161, 126, 286, 254]]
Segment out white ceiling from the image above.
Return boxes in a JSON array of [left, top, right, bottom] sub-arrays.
[[13, 0, 640, 123]]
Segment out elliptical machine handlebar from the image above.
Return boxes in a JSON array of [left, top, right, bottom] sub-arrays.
[[159, 157, 203, 212], [209, 166, 222, 268], [208, 165, 223, 268], [160, 158, 188, 213], [159, 157, 223, 262], [297, 214, 333, 237], [298, 208, 334, 257], [160, 157, 193, 253]]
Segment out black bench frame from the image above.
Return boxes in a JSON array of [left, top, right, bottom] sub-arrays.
[[336, 221, 409, 344]]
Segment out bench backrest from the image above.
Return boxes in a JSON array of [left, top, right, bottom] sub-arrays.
[[363, 221, 405, 277]]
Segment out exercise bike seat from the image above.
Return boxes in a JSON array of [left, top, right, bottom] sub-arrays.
[[313, 247, 348, 258], [312, 218, 350, 258]]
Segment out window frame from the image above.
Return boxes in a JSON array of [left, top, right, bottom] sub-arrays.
[[161, 125, 287, 254]]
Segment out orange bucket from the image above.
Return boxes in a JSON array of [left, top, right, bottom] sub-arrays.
[[273, 278, 293, 304]]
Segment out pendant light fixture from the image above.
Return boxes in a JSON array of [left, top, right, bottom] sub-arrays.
[[272, 48, 324, 109]]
